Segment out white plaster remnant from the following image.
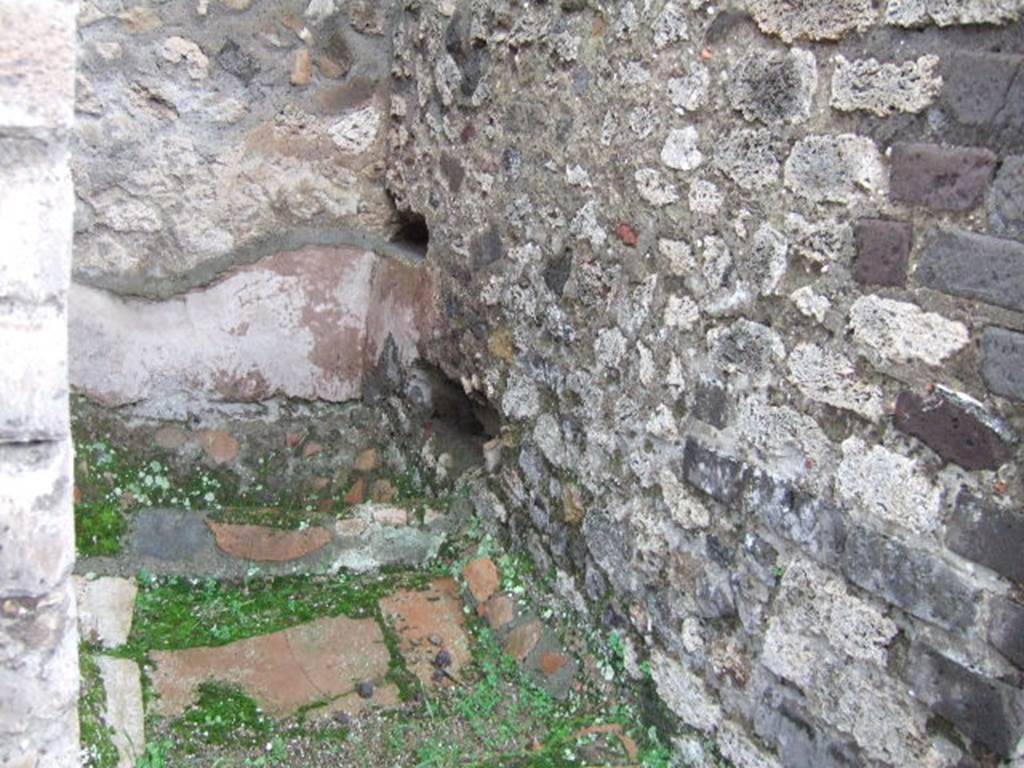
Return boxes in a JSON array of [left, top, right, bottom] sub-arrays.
[[831, 55, 942, 116], [836, 437, 944, 534], [70, 247, 432, 413], [849, 295, 969, 366]]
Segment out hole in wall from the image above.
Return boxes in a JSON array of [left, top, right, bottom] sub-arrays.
[[419, 364, 498, 440], [408, 363, 499, 475], [391, 209, 430, 258]]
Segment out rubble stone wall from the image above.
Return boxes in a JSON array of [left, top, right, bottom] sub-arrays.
[[0, 0, 80, 765], [386, 2, 1024, 765]]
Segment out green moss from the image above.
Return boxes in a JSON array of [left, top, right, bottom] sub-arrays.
[[76, 499, 127, 557], [172, 682, 272, 749], [79, 650, 120, 768], [122, 572, 396, 657]]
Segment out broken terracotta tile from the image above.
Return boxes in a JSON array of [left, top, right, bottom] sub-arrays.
[[197, 429, 239, 464], [463, 558, 500, 603], [504, 620, 542, 662], [207, 521, 330, 562], [154, 424, 189, 451], [481, 594, 515, 629], [369, 479, 397, 503], [150, 616, 389, 717], [538, 651, 570, 677], [354, 448, 380, 472], [305, 683, 401, 723], [379, 578, 470, 687], [344, 477, 366, 505]]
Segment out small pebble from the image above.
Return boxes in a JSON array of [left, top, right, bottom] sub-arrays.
[[332, 711, 351, 726], [356, 681, 374, 699], [433, 649, 452, 669], [428, 634, 443, 646]]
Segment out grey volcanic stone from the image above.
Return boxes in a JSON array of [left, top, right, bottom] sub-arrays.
[[853, 218, 911, 287], [947, 492, 1024, 584], [990, 155, 1024, 238], [130, 509, 212, 562], [940, 51, 1024, 151], [989, 597, 1024, 670], [894, 390, 1012, 470], [981, 327, 1024, 402], [727, 48, 817, 125], [890, 144, 996, 212], [752, 683, 865, 768], [681, 439, 750, 506], [916, 229, 1024, 313], [692, 378, 728, 429], [743, 470, 846, 566], [906, 645, 1024, 758], [840, 525, 979, 631], [216, 39, 260, 84]]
